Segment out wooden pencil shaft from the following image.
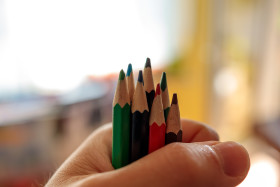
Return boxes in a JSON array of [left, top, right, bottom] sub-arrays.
[[166, 94, 181, 133], [149, 85, 164, 126], [143, 67, 155, 93], [163, 107, 170, 122], [162, 89, 170, 109], [132, 83, 149, 113], [126, 64, 135, 103]]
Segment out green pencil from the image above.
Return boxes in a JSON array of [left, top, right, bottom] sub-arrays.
[[160, 72, 170, 121], [112, 69, 131, 169]]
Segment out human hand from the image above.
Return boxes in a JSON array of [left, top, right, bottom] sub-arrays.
[[46, 119, 250, 187]]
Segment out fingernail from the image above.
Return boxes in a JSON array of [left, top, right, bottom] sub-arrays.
[[212, 142, 250, 177]]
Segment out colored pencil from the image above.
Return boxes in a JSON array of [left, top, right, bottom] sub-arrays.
[[126, 63, 135, 103], [165, 93, 182, 144], [160, 72, 170, 121], [143, 58, 155, 112], [126, 64, 134, 164], [148, 84, 166, 153], [112, 69, 131, 169], [131, 70, 149, 162]]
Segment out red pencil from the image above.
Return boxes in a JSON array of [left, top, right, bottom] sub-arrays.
[[148, 83, 166, 153]]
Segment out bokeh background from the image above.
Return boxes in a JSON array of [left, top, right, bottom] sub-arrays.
[[0, 0, 280, 186]]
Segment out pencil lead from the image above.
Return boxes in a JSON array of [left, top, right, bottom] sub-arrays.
[[171, 93, 178, 104], [138, 70, 143, 83], [119, 69, 125, 80], [145, 58, 151, 68], [126, 64, 132, 76], [160, 72, 167, 91], [155, 83, 161, 97]]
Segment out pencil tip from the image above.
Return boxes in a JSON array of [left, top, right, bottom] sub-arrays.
[[172, 93, 178, 104], [160, 72, 167, 91], [138, 70, 143, 83], [119, 69, 125, 80], [145, 58, 151, 68], [126, 64, 132, 76], [155, 83, 161, 96]]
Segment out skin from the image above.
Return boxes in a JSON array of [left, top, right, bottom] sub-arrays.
[[46, 119, 250, 187]]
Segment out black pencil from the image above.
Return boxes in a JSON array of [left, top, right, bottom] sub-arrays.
[[131, 70, 149, 162], [143, 58, 155, 112], [165, 93, 182, 144]]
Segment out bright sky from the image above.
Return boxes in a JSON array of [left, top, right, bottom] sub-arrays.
[[0, 0, 172, 91]]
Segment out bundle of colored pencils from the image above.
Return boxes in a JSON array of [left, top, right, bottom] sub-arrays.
[[112, 58, 182, 169]]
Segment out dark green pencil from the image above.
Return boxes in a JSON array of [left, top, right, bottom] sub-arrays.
[[112, 70, 131, 169], [160, 72, 170, 121]]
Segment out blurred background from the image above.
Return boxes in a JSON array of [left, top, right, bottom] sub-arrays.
[[0, 0, 280, 186]]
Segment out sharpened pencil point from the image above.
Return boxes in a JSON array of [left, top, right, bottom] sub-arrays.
[[155, 83, 161, 96], [138, 70, 143, 83], [126, 64, 132, 76], [160, 72, 167, 91], [119, 69, 125, 80], [145, 58, 151, 68], [172, 93, 178, 104]]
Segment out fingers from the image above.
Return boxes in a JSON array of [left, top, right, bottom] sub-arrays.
[[79, 141, 250, 187], [181, 119, 219, 142], [46, 125, 114, 186], [47, 119, 248, 187], [48, 118, 219, 182]]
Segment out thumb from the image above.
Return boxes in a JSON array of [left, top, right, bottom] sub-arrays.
[[80, 141, 250, 187]]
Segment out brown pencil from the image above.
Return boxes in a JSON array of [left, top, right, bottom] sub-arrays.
[[165, 93, 182, 144]]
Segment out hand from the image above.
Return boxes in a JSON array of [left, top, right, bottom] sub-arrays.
[[46, 119, 250, 187]]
